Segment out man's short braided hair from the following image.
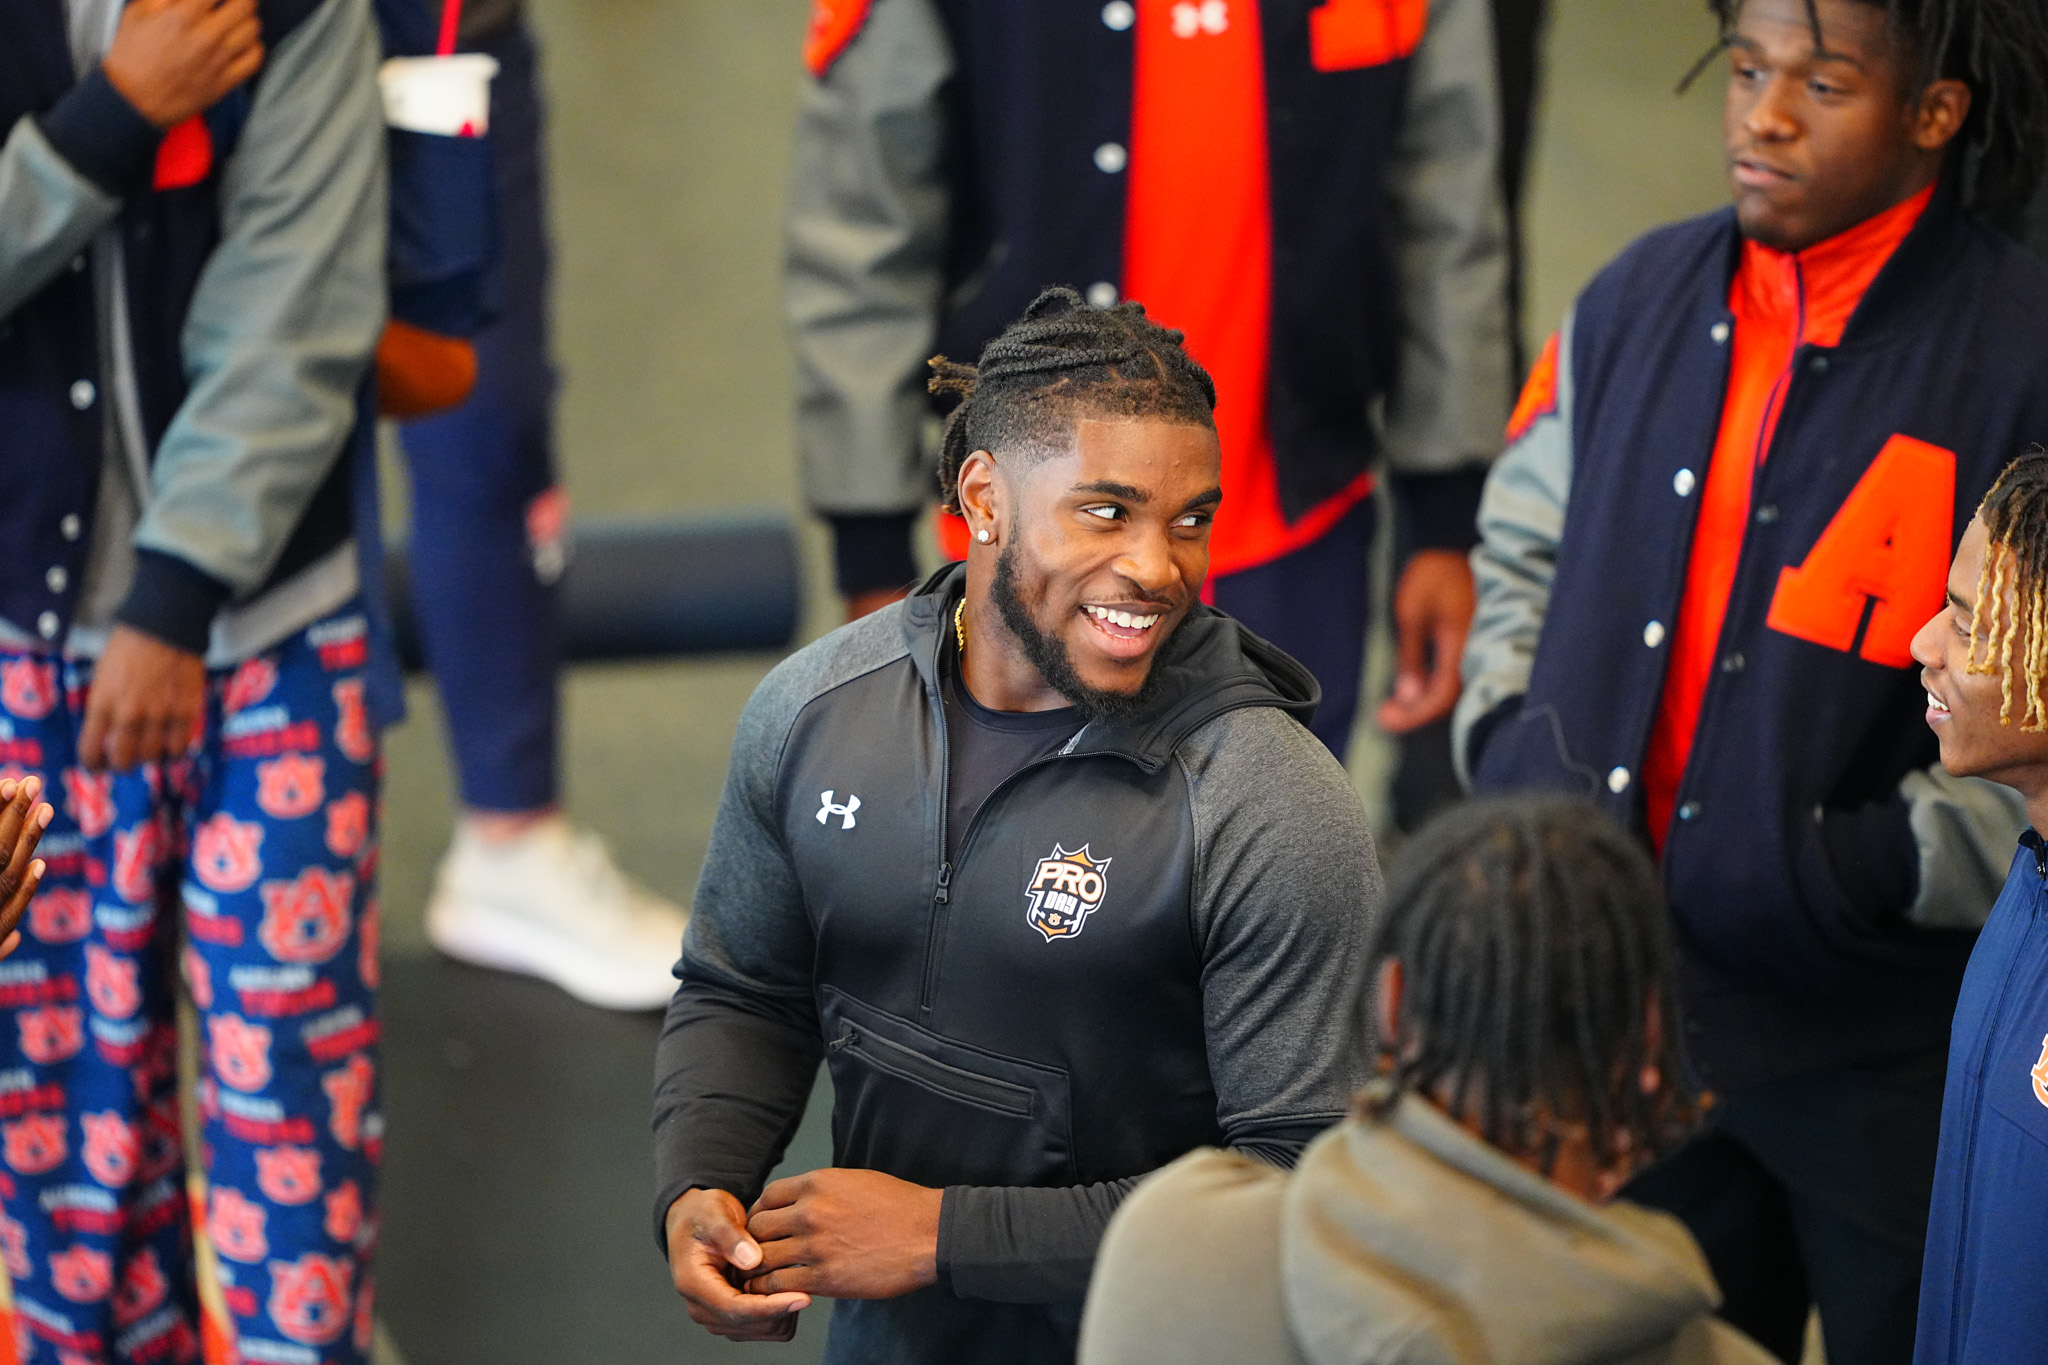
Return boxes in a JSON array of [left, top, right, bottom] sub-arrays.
[[1967, 450, 2048, 727], [928, 286, 1217, 516]]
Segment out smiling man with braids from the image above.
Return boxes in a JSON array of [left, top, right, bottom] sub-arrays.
[[652, 288, 1378, 1364], [1910, 452, 2048, 1365], [1457, 0, 2048, 1360]]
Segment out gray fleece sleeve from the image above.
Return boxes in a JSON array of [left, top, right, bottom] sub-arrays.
[[1379, 0, 1512, 480], [0, 113, 125, 321], [1454, 308, 1575, 785], [651, 653, 825, 1244], [652, 615, 913, 1247], [784, 0, 953, 520], [938, 707, 1378, 1303], [120, 0, 387, 641]]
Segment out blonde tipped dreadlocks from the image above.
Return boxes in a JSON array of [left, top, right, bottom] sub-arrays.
[[1966, 451, 2048, 729]]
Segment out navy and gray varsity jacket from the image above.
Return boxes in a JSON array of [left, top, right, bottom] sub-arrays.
[[1455, 184, 2048, 1090], [785, 0, 1510, 590], [0, 0, 386, 670]]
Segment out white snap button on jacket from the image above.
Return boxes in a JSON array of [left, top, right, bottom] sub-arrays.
[[1608, 766, 1632, 794], [1086, 282, 1118, 308]]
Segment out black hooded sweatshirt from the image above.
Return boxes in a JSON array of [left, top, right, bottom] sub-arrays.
[[652, 565, 1380, 1365]]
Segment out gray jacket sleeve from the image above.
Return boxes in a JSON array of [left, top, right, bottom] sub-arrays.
[[651, 655, 827, 1241], [1454, 309, 1574, 783], [0, 115, 124, 321], [651, 618, 920, 1246], [784, 0, 953, 520], [940, 707, 1379, 1303], [1380, 0, 1512, 479], [121, 0, 387, 634]]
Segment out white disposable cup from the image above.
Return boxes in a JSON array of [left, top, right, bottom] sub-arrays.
[[378, 54, 500, 137]]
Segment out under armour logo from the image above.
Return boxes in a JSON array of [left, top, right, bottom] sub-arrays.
[[1171, 0, 1228, 37], [816, 790, 861, 830]]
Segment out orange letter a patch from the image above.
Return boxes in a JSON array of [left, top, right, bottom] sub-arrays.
[[1765, 433, 1955, 667]]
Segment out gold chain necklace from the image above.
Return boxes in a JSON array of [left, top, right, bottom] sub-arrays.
[[953, 597, 967, 654]]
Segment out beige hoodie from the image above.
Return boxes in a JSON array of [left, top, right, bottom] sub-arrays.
[[1078, 1093, 1775, 1365]]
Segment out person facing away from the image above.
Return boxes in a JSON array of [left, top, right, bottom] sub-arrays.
[[652, 288, 1379, 1365], [1907, 451, 2048, 1365], [1457, 0, 2048, 1358], [787, 0, 1512, 808], [1078, 796, 1776, 1365]]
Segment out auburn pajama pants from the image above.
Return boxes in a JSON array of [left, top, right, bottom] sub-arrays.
[[0, 606, 381, 1365]]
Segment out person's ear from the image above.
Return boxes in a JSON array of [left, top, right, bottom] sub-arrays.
[[1373, 958, 1403, 1056], [1911, 77, 1971, 153], [957, 450, 1001, 546]]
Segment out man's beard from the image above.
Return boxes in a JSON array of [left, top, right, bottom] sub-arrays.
[[989, 542, 1174, 724]]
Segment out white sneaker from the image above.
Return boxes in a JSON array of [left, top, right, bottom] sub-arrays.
[[425, 817, 688, 1011]]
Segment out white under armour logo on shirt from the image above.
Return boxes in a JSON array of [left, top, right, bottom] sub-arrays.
[[817, 790, 861, 830], [1171, 0, 1228, 37]]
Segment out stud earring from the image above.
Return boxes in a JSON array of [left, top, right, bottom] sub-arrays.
[[976, 529, 992, 544]]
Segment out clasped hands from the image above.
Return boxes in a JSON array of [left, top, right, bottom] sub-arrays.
[[665, 1168, 943, 1342]]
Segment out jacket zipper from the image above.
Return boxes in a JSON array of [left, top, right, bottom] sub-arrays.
[[828, 1022, 1036, 1117], [918, 724, 1112, 1016]]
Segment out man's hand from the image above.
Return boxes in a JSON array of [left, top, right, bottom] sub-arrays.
[[103, 0, 264, 131], [1376, 549, 1477, 735], [665, 1187, 812, 1342], [79, 626, 207, 773], [0, 776, 52, 960], [846, 587, 910, 622], [743, 1168, 941, 1301]]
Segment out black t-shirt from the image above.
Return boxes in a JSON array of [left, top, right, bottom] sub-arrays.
[[942, 634, 1082, 866]]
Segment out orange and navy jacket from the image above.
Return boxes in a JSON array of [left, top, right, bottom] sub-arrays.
[[1455, 182, 2048, 1091], [785, 0, 1511, 592]]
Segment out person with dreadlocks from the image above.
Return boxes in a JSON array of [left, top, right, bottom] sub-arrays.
[[1456, 0, 2048, 1360], [1908, 452, 2048, 1365], [1079, 796, 1777, 1365], [651, 288, 1377, 1365]]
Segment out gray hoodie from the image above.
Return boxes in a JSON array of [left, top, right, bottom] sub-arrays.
[[1078, 1092, 1776, 1365]]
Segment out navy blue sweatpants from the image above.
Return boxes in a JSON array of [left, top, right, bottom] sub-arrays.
[[399, 20, 564, 814]]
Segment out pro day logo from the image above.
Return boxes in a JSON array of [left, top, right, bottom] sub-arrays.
[[1025, 845, 1111, 943]]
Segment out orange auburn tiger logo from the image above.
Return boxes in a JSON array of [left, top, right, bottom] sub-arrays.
[[2031, 1031, 2048, 1110], [1025, 845, 1110, 943]]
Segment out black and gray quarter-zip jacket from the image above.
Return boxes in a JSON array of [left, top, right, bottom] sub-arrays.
[[652, 564, 1381, 1365]]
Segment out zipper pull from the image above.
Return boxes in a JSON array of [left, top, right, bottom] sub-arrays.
[[935, 862, 952, 905], [828, 1027, 857, 1054]]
